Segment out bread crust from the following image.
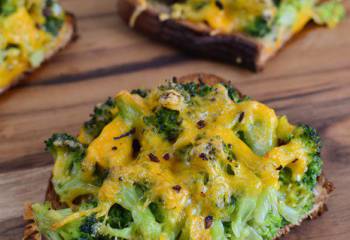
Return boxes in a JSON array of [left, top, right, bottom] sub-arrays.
[[117, 0, 287, 71], [23, 73, 334, 239], [0, 13, 77, 95]]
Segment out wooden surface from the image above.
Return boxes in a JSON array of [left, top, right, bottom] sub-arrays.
[[0, 0, 349, 239]]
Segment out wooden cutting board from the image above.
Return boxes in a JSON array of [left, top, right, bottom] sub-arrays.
[[0, 0, 349, 239]]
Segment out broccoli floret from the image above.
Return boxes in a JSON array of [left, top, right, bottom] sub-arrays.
[[313, 0, 346, 28], [144, 107, 182, 142], [159, 80, 249, 104], [180, 82, 213, 97], [33, 205, 119, 240], [296, 124, 323, 189], [159, 80, 214, 99], [44, 16, 64, 36], [276, 125, 322, 222], [279, 167, 292, 185], [249, 188, 284, 239], [210, 220, 226, 239], [297, 124, 321, 153], [79, 215, 113, 240], [32, 203, 83, 240], [224, 84, 242, 103], [80, 214, 97, 235], [107, 204, 133, 229], [131, 88, 150, 98], [43, 0, 65, 36], [45, 133, 85, 160], [231, 197, 257, 238], [117, 186, 162, 239], [222, 83, 249, 103], [45, 133, 98, 204], [273, 0, 281, 6], [149, 198, 182, 239], [251, 212, 283, 239], [302, 154, 322, 189], [82, 97, 118, 142], [245, 16, 272, 38], [79, 212, 136, 240], [0, 0, 16, 15], [278, 124, 322, 190]]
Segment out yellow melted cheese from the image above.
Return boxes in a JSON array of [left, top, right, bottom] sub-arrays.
[[171, 0, 276, 33], [0, 4, 63, 89], [53, 83, 314, 237]]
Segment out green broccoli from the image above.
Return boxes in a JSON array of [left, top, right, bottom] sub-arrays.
[[210, 220, 226, 239], [33, 206, 133, 240], [45, 133, 98, 204], [159, 80, 248, 104], [82, 97, 118, 142], [79, 205, 135, 239], [279, 167, 292, 185], [313, 0, 346, 28], [251, 212, 283, 240], [278, 124, 322, 190], [149, 202, 165, 223], [131, 88, 150, 98], [275, 125, 322, 224], [297, 124, 321, 153], [107, 204, 133, 229], [180, 81, 214, 97], [231, 197, 257, 238], [249, 188, 284, 239], [296, 124, 323, 190], [159, 80, 214, 98], [222, 83, 249, 103], [116, 185, 162, 239], [32, 203, 83, 240], [144, 107, 183, 142], [45, 133, 86, 161], [0, 0, 16, 15], [80, 215, 115, 240], [43, 0, 65, 36], [245, 16, 272, 38], [302, 154, 322, 189]]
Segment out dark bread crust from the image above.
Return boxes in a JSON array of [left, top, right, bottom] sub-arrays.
[[117, 0, 281, 71], [0, 13, 77, 95], [117, 0, 263, 71], [23, 73, 334, 239]]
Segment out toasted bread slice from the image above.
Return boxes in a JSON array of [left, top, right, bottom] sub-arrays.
[[0, 13, 77, 95], [23, 73, 334, 240], [117, 0, 343, 71], [117, 0, 264, 71]]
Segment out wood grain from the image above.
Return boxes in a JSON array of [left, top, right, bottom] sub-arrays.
[[0, 0, 349, 239]]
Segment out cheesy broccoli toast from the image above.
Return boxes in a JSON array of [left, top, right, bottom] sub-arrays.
[[0, 0, 76, 93], [118, 0, 345, 70], [25, 74, 333, 240]]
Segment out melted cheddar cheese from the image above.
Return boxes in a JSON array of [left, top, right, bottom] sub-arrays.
[[43, 80, 321, 240], [171, 0, 276, 33]]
